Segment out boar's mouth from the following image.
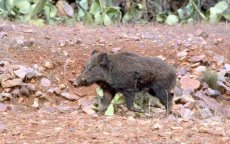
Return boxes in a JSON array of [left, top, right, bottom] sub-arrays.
[[72, 78, 87, 87]]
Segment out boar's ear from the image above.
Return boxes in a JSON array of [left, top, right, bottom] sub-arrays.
[[91, 49, 98, 55], [97, 53, 109, 66]]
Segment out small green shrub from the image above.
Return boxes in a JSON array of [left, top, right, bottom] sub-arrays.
[[203, 70, 218, 89]]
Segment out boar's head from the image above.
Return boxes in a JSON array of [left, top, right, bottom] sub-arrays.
[[73, 50, 110, 87]]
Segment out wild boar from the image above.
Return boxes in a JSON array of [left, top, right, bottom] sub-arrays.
[[73, 50, 176, 115]]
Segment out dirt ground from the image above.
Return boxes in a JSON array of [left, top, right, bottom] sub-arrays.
[[0, 21, 230, 143]]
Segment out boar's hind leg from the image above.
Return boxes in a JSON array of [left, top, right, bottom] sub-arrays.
[[97, 90, 115, 115], [123, 91, 144, 113], [149, 87, 173, 116]]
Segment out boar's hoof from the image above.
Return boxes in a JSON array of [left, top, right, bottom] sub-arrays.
[[96, 111, 105, 116]]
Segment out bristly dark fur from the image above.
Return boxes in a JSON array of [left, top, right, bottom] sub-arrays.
[[73, 51, 176, 115]]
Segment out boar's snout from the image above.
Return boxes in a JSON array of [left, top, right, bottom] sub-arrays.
[[72, 76, 87, 87]]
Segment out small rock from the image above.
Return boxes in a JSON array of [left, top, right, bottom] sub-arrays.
[[63, 50, 69, 56], [56, 105, 75, 112], [11, 88, 20, 97], [3, 88, 11, 93], [180, 75, 201, 91], [59, 41, 67, 47], [214, 38, 224, 45], [195, 29, 209, 39], [14, 66, 28, 79], [224, 64, 230, 71], [18, 97, 24, 103], [171, 126, 183, 130], [75, 39, 82, 44], [190, 62, 201, 68], [0, 32, 7, 39], [213, 55, 224, 65], [59, 84, 66, 90], [0, 122, 6, 133], [35, 91, 44, 97], [177, 67, 187, 76], [217, 70, 227, 82], [179, 107, 194, 121], [1, 78, 22, 88], [222, 137, 230, 142], [65, 58, 74, 66], [126, 111, 136, 117], [32, 98, 39, 108], [111, 47, 121, 53], [47, 87, 60, 95], [199, 108, 213, 119], [11, 105, 30, 112], [38, 107, 57, 113], [20, 86, 30, 96], [0, 24, 14, 31], [43, 101, 53, 107], [14, 67, 41, 79], [184, 43, 192, 48], [218, 81, 230, 94], [198, 126, 209, 133], [14, 36, 34, 48], [153, 123, 162, 130], [0, 61, 9, 67], [183, 101, 196, 110], [188, 55, 205, 63], [23, 29, 34, 33], [61, 92, 79, 101], [55, 127, 63, 133], [174, 94, 195, 104], [43, 62, 54, 69], [82, 106, 96, 115], [205, 88, 220, 98], [22, 40, 34, 48], [182, 89, 193, 95], [0, 74, 10, 83], [174, 86, 182, 97], [0, 103, 10, 111], [27, 68, 41, 79], [40, 78, 51, 88], [26, 83, 36, 92], [38, 66, 45, 72], [177, 51, 187, 58]]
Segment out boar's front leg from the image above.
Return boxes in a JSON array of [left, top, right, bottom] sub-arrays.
[[97, 89, 115, 115], [149, 87, 173, 116], [123, 91, 144, 113]]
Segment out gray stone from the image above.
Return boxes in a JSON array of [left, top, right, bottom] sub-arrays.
[[0, 93, 13, 101], [1, 78, 22, 88], [224, 64, 230, 71], [177, 51, 187, 58], [199, 108, 213, 119], [40, 78, 51, 88], [61, 92, 79, 101]]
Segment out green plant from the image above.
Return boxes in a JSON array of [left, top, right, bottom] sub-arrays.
[[203, 70, 218, 89], [96, 87, 125, 116], [206, 0, 230, 22], [0, 0, 229, 26], [96, 87, 163, 116]]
